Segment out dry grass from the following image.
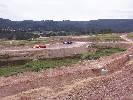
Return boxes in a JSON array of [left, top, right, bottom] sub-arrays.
[[88, 33, 124, 42]]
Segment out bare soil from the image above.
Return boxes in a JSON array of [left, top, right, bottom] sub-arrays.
[[0, 34, 133, 100]]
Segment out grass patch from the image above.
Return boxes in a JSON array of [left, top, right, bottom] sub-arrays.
[[0, 66, 29, 77], [0, 57, 80, 76], [127, 33, 133, 39], [81, 47, 126, 60], [25, 58, 80, 72], [0, 38, 50, 46], [0, 46, 126, 77], [88, 34, 123, 42]]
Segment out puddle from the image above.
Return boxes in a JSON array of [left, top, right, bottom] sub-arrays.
[[0, 60, 29, 67]]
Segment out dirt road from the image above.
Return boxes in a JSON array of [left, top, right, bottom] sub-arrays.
[[2, 42, 87, 51], [0, 42, 88, 61]]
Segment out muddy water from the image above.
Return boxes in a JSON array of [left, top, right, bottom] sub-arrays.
[[0, 60, 29, 67]]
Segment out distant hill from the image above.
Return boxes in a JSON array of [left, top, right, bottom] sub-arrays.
[[0, 18, 133, 33]]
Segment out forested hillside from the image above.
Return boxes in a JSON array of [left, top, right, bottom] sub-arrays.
[[0, 18, 133, 39]]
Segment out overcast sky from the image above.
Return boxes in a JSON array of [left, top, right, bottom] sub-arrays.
[[0, 0, 133, 21]]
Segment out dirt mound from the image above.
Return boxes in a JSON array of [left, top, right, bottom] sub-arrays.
[[0, 50, 131, 100], [49, 63, 133, 100], [2, 60, 133, 100]]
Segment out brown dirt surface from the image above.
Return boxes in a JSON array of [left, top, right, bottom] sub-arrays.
[[0, 49, 132, 100], [1, 34, 133, 100]]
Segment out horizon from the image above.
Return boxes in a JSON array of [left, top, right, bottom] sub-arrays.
[[1, 18, 133, 21]]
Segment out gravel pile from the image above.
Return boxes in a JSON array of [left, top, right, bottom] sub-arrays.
[[49, 63, 133, 100]]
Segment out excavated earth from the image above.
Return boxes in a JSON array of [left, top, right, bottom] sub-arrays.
[[1, 35, 133, 100], [0, 47, 133, 100]]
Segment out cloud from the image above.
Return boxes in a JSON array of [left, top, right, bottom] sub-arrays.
[[0, 0, 132, 20], [0, 4, 7, 8]]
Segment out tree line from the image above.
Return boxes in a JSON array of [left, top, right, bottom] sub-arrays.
[[0, 29, 39, 40], [0, 18, 133, 39]]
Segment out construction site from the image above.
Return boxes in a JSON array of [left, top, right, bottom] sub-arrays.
[[0, 34, 133, 100]]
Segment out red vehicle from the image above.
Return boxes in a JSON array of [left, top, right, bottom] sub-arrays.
[[33, 45, 46, 48]]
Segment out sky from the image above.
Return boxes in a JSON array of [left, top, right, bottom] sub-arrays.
[[0, 0, 133, 21]]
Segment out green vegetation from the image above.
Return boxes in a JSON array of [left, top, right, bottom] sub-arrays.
[[25, 58, 80, 72], [1, 19, 133, 34], [127, 33, 133, 39], [0, 46, 126, 77], [88, 34, 123, 42], [0, 38, 50, 46], [81, 47, 126, 60], [0, 33, 123, 46], [0, 30, 39, 40], [0, 66, 29, 76], [0, 58, 80, 77]]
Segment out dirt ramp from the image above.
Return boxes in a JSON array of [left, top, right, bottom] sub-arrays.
[[0, 51, 131, 100], [49, 63, 133, 100], [0, 64, 96, 98], [3, 63, 133, 100]]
